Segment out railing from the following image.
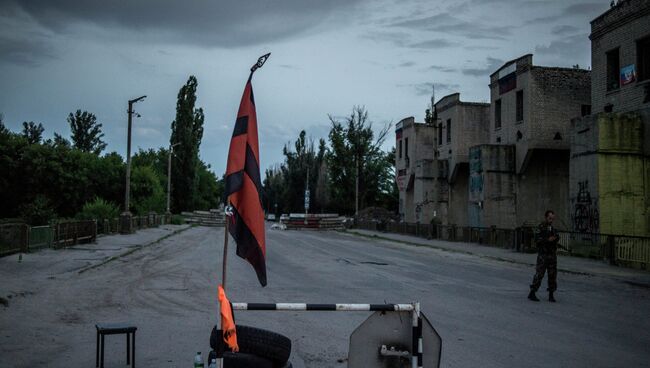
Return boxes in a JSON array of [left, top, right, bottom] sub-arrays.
[[0, 212, 171, 257], [356, 221, 650, 269], [29, 225, 53, 250], [0, 223, 28, 256]]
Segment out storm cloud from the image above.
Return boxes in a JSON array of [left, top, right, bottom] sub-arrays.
[[4, 0, 365, 47]]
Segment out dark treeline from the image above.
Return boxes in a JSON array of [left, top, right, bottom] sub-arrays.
[[0, 76, 223, 225], [263, 106, 398, 216]]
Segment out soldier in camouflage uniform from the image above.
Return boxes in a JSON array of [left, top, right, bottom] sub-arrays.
[[528, 210, 559, 302]]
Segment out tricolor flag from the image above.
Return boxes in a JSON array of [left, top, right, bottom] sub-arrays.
[[224, 73, 267, 287]]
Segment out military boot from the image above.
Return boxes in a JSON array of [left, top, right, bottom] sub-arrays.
[[528, 290, 540, 302], [549, 292, 556, 303]]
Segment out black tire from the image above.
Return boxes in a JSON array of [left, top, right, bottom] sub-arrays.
[[223, 352, 273, 368], [210, 325, 291, 364]]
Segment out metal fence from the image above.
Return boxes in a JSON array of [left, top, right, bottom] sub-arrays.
[[0, 212, 171, 257], [0, 223, 29, 256], [29, 225, 54, 250], [356, 220, 650, 269]]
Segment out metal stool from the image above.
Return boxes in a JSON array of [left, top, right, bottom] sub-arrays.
[[96, 323, 137, 368]]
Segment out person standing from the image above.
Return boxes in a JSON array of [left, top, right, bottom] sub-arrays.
[[528, 210, 559, 302]]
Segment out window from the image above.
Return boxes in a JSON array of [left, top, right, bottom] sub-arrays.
[[438, 123, 443, 145], [581, 104, 591, 117], [606, 48, 620, 91], [638, 36, 650, 81], [446, 119, 451, 143], [495, 99, 502, 129], [398, 140, 402, 158], [405, 138, 409, 159], [516, 90, 524, 122]]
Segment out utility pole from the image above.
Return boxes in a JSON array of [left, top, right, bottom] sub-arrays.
[[120, 95, 146, 234], [166, 142, 180, 215], [304, 165, 310, 225]]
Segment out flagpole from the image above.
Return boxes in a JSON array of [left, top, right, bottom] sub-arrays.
[[220, 52, 270, 291], [219, 53, 271, 368]]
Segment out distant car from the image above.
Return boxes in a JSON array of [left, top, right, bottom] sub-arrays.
[[267, 214, 276, 221], [280, 214, 289, 222]]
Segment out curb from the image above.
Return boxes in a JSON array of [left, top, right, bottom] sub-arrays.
[[77, 225, 192, 274], [342, 230, 650, 286]]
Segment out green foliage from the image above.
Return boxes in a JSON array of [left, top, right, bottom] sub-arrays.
[[170, 214, 185, 225], [19, 195, 56, 226], [326, 106, 393, 214], [21, 121, 44, 144], [170, 76, 205, 212], [194, 161, 223, 210], [0, 128, 125, 220], [131, 165, 166, 215], [68, 110, 107, 154], [77, 198, 120, 221]]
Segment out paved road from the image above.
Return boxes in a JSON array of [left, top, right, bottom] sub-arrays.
[[1, 225, 649, 367]]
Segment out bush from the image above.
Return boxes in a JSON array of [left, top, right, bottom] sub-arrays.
[[170, 214, 185, 225], [77, 198, 120, 221], [19, 195, 56, 225]]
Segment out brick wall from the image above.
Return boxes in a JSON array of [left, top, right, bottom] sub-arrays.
[[591, 0, 650, 113]]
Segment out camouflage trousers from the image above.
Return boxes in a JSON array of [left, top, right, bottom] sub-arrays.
[[530, 252, 557, 292]]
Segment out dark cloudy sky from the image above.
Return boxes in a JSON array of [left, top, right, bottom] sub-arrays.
[[0, 0, 609, 174]]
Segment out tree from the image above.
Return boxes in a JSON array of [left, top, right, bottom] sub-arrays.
[[170, 76, 205, 212], [327, 106, 392, 215], [22, 121, 44, 144], [67, 110, 107, 154], [52, 132, 71, 148]]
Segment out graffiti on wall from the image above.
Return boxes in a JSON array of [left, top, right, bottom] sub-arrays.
[[572, 180, 599, 233]]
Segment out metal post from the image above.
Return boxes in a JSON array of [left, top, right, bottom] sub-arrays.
[[124, 99, 133, 213], [166, 143, 179, 215], [121, 95, 146, 234]]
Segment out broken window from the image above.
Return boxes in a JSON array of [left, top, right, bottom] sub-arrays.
[[495, 99, 502, 129], [606, 48, 620, 91], [516, 90, 524, 122], [446, 119, 451, 143], [638, 36, 650, 81]]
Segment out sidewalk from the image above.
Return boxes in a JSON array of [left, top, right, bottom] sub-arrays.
[[0, 224, 191, 281], [345, 228, 650, 287]]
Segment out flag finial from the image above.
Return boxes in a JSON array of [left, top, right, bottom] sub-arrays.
[[251, 53, 271, 74]]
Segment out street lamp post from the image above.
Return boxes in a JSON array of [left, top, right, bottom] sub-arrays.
[[120, 95, 146, 234], [166, 142, 180, 215]]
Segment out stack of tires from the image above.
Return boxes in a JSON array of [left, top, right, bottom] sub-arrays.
[[209, 325, 292, 368]]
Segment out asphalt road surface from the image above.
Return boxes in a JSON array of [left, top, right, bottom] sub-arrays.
[[1, 225, 649, 367]]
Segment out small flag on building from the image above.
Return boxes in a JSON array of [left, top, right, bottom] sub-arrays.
[[224, 54, 270, 287]]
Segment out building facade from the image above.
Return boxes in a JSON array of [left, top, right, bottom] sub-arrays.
[[395, 117, 436, 223], [569, 0, 650, 236], [590, 0, 650, 113], [434, 93, 490, 226], [469, 54, 591, 228]]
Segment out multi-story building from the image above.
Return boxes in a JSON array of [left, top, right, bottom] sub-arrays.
[[395, 117, 436, 223], [590, 0, 650, 113], [570, 0, 650, 236], [469, 54, 591, 228], [433, 93, 490, 226]]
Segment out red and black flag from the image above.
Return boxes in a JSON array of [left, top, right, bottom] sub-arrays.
[[224, 54, 270, 287]]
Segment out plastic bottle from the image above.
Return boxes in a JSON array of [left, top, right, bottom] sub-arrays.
[[193, 352, 204, 368], [208, 358, 217, 368]]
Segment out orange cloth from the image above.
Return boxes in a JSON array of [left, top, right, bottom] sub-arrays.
[[218, 285, 239, 352]]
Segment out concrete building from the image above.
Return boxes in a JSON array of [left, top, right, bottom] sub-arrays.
[[590, 0, 650, 113], [469, 54, 590, 228], [434, 93, 490, 226], [569, 0, 650, 236], [395, 117, 436, 223]]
